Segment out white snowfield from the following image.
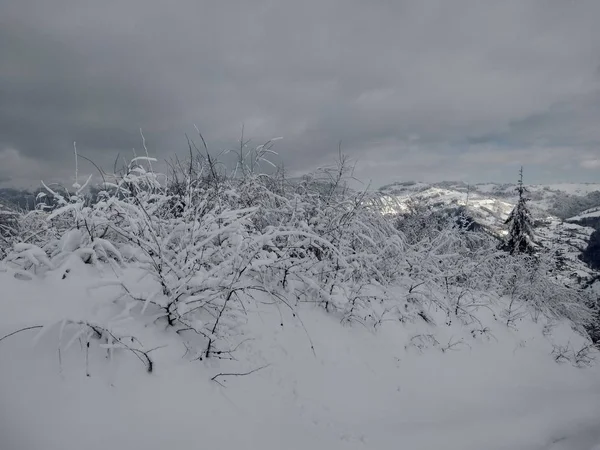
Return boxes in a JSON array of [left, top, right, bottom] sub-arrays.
[[1, 266, 599, 450]]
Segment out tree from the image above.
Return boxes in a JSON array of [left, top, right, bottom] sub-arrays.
[[502, 167, 536, 255]]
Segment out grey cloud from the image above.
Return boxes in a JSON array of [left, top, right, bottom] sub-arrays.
[[467, 92, 600, 155], [2, 0, 600, 188]]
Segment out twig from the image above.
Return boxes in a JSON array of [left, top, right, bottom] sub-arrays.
[[0, 325, 44, 344], [210, 364, 270, 387]]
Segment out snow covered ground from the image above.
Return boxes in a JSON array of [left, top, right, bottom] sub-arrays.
[[1, 265, 600, 450]]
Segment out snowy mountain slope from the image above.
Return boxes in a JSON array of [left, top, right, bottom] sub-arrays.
[[1, 266, 600, 450], [379, 181, 600, 220], [377, 185, 514, 231], [468, 182, 600, 220], [377, 181, 600, 283], [569, 207, 600, 221], [473, 182, 600, 198], [567, 207, 600, 240], [536, 219, 596, 280]]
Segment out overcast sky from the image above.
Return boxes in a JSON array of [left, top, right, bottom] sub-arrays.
[[2, 0, 600, 188]]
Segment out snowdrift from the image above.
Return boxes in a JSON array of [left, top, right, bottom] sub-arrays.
[[1, 265, 600, 450]]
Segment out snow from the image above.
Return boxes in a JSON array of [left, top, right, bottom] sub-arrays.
[[377, 182, 599, 283], [540, 184, 600, 196], [568, 208, 600, 222], [378, 187, 514, 227], [2, 162, 600, 450], [473, 183, 600, 197], [380, 181, 600, 216], [1, 266, 600, 450]]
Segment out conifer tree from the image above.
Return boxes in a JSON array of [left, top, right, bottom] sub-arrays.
[[502, 167, 536, 255]]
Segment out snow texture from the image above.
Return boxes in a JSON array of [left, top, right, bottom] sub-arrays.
[[1, 266, 600, 450]]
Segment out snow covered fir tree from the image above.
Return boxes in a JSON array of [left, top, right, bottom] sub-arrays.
[[501, 167, 536, 255]]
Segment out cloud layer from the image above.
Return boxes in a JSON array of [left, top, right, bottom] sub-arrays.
[[2, 0, 600, 187]]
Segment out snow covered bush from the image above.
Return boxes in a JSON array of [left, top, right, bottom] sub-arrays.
[[1, 139, 596, 373], [494, 251, 592, 328], [0, 202, 19, 259]]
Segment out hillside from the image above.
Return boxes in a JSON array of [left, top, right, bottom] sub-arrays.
[[378, 181, 600, 220], [378, 181, 600, 284], [569, 207, 600, 222], [1, 159, 600, 450]]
